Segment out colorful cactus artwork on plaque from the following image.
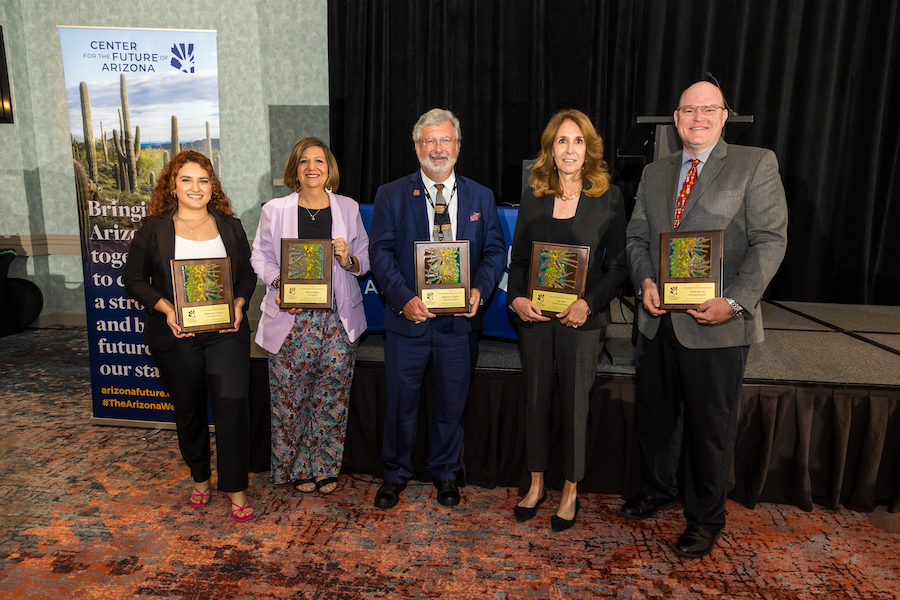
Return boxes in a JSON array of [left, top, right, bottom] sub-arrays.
[[538, 249, 577, 290], [668, 236, 712, 278], [181, 264, 224, 303], [424, 247, 461, 284], [288, 243, 324, 280]]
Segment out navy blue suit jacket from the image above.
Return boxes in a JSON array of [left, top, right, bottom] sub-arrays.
[[369, 171, 507, 337]]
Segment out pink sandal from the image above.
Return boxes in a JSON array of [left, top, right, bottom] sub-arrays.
[[189, 487, 211, 507], [230, 501, 254, 522]]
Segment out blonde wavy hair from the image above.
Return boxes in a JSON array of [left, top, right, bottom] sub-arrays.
[[528, 109, 610, 198]]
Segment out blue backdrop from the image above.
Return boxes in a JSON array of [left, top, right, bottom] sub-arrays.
[[357, 205, 519, 340]]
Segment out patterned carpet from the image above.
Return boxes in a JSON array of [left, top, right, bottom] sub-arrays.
[[1, 328, 899, 599]]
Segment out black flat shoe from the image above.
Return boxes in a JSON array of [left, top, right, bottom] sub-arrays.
[[550, 499, 580, 532], [434, 480, 460, 506], [513, 490, 547, 523], [674, 524, 721, 558], [374, 480, 407, 509], [620, 493, 677, 520]]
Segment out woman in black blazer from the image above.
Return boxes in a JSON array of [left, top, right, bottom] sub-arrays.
[[507, 110, 628, 531], [123, 150, 257, 522]]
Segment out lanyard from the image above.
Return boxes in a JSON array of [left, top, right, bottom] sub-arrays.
[[422, 181, 458, 210]]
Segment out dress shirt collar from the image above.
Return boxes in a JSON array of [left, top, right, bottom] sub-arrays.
[[419, 170, 458, 240], [680, 145, 716, 176], [420, 170, 456, 197]]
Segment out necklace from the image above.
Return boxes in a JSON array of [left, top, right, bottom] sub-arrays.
[[174, 212, 210, 233], [299, 194, 329, 221], [557, 188, 582, 202]]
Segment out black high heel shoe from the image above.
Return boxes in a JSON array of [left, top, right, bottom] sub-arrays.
[[513, 490, 547, 523], [550, 498, 580, 532]]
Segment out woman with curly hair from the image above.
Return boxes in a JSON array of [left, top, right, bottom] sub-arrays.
[[507, 110, 628, 531], [123, 150, 257, 521]]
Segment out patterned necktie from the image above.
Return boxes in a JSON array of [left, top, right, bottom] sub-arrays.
[[673, 159, 700, 230], [432, 183, 451, 241]]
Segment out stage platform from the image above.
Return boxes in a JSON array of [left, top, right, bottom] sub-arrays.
[[349, 298, 900, 387], [248, 300, 900, 515]]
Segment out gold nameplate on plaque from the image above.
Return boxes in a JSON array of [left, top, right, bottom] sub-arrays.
[[415, 241, 471, 315], [280, 239, 334, 310], [423, 288, 467, 309], [170, 257, 235, 333], [527, 242, 590, 318], [658, 230, 724, 310], [283, 283, 329, 304], [182, 303, 231, 328], [532, 289, 579, 313]]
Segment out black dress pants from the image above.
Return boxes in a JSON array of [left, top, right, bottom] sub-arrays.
[[151, 331, 250, 492], [634, 315, 749, 531], [518, 320, 604, 483]]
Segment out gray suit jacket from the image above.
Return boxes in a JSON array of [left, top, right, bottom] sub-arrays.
[[626, 139, 788, 349]]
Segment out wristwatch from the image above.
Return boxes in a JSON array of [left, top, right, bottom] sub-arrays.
[[346, 255, 355, 270], [725, 297, 744, 317]]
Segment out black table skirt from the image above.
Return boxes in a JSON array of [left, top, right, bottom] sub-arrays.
[[250, 358, 900, 513]]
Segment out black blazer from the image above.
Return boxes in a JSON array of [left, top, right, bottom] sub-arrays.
[[123, 208, 257, 351], [508, 185, 628, 330]]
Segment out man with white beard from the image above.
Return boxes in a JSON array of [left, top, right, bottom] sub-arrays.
[[369, 108, 506, 509]]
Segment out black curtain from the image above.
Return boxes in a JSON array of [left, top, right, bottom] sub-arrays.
[[328, 0, 900, 304]]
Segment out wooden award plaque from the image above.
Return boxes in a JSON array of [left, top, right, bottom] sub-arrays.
[[170, 257, 235, 333], [526, 242, 590, 318], [658, 230, 724, 310], [279, 239, 334, 310], [414, 240, 471, 315]]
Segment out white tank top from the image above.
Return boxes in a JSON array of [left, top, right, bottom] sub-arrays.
[[175, 234, 227, 260]]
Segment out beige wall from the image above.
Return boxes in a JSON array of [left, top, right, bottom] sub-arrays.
[[0, 0, 329, 324]]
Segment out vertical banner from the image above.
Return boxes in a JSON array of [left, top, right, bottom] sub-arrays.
[[59, 26, 220, 426]]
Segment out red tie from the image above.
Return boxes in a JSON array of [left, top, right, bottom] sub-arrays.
[[673, 159, 700, 230]]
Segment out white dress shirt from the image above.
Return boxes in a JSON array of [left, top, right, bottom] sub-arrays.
[[420, 170, 458, 241]]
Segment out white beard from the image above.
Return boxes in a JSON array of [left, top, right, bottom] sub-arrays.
[[420, 152, 456, 174]]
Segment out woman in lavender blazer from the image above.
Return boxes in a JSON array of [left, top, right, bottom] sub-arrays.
[[251, 137, 370, 495]]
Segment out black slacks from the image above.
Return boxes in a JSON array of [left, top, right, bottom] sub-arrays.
[[518, 320, 604, 483], [634, 314, 749, 531], [151, 331, 251, 492]]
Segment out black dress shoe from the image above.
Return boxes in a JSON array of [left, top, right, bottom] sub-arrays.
[[620, 493, 677, 520], [674, 524, 721, 558], [434, 480, 460, 506], [513, 490, 547, 523], [550, 499, 579, 532], [374, 480, 407, 509]]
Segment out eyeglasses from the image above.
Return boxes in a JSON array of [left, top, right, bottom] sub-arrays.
[[420, 137, 457, 150], [677, 105, 725, 116]]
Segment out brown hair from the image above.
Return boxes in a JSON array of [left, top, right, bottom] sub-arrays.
[[528, 109, 610, 198], [282, 137, 340, 192], [148, 150, 234, 216]]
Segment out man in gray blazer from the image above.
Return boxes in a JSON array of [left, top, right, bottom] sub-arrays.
[[623, 81, 788, 558]]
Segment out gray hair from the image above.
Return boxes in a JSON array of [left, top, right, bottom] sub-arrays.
[[412, 108, 462, 143]]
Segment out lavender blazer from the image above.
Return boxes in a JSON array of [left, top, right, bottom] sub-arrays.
[[251, 191, 370, 353]]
